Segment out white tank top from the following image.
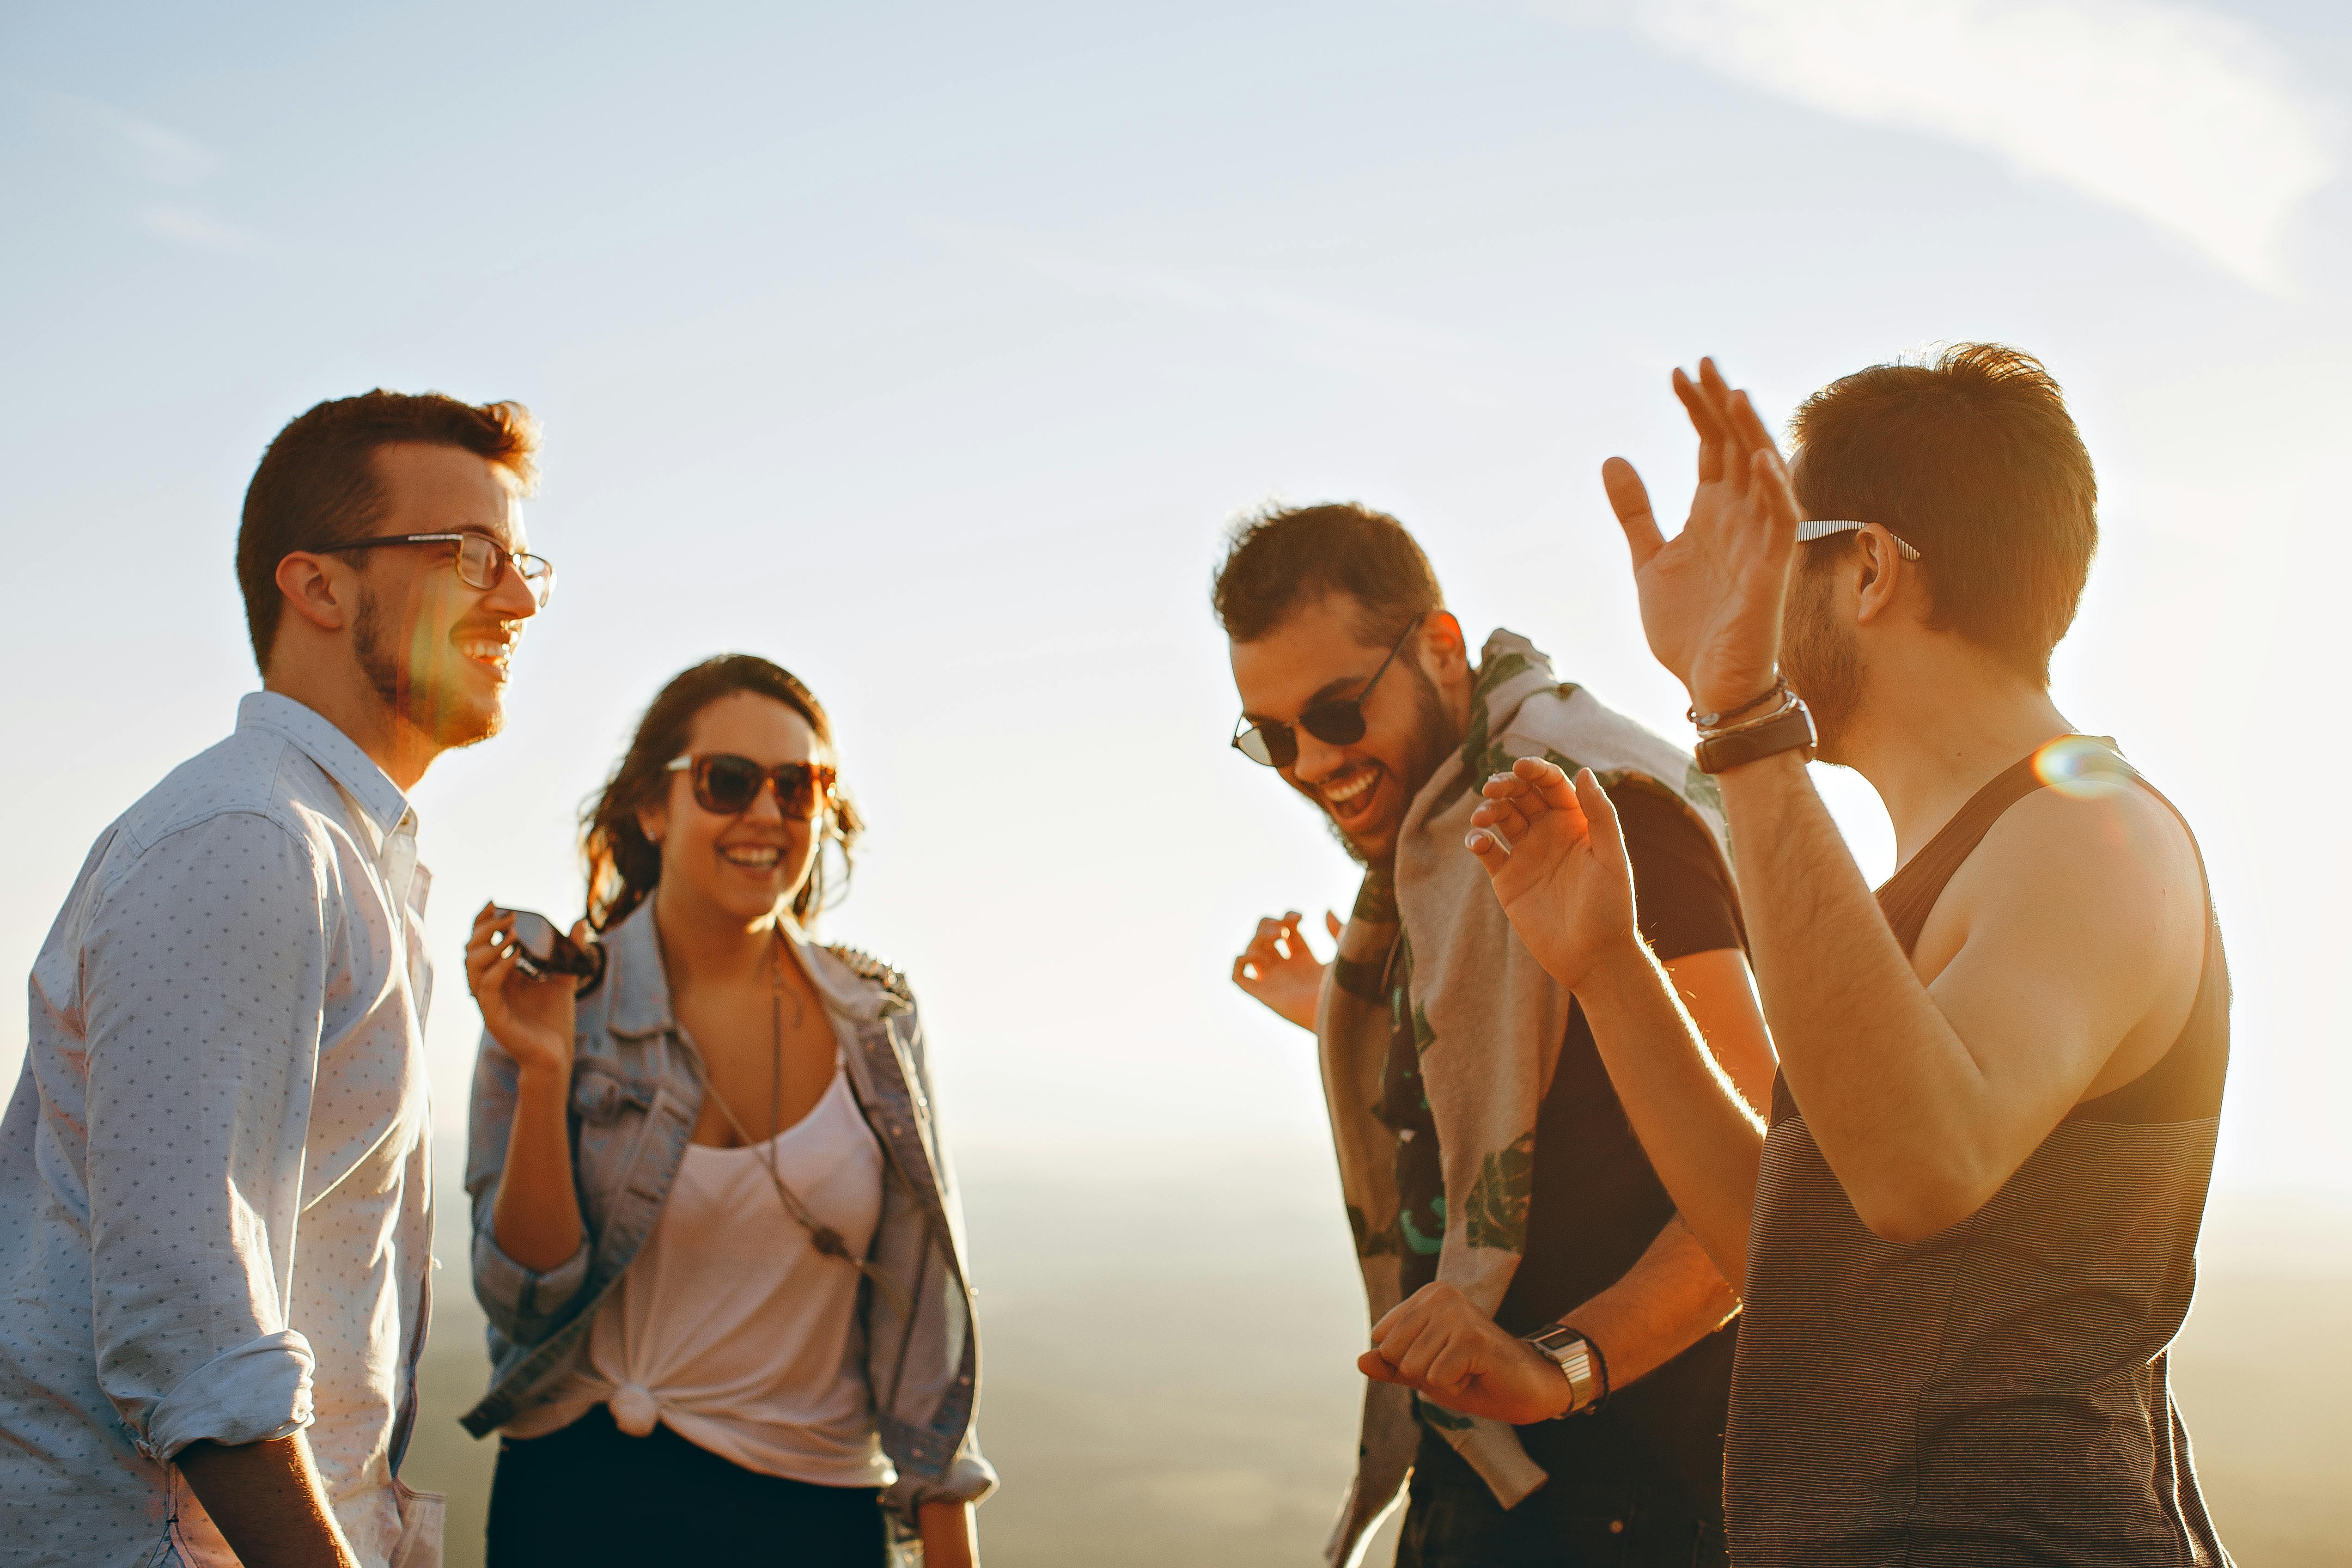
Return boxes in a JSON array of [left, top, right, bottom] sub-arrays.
[[507, 1062, 892, 1488]]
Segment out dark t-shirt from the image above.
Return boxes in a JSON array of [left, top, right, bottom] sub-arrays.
[[1372, 781, 1746, 1512]]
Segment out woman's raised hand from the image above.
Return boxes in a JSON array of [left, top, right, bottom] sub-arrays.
[[465, 901, 581, 1080], [1467, 762, 1641, 993]]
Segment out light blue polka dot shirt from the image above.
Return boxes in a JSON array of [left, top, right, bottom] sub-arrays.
[[0, 692, 438, 1567]]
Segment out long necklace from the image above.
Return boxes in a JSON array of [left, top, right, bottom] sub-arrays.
[[697, 931, 906, 1312]]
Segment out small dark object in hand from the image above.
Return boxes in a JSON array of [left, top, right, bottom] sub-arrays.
[[494, 908, 607, 994]]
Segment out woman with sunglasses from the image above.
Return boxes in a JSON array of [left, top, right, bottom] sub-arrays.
[[459, 654, 992, 1567]]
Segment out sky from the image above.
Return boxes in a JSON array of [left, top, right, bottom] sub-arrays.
[[4, 0, 2347, 1202]]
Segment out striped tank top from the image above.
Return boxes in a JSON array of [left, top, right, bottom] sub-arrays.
[[1723, 740, 2233, 1566]]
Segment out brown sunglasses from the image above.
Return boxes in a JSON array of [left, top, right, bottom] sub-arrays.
[[665, 754, 837, 819]]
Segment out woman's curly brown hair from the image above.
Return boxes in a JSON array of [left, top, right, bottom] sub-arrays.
[[581, 654, 865, 932]]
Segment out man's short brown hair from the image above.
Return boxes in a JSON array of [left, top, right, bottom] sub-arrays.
[[1789, 343, 2096, 684], [236, 390, 541, 671], [1212, 501, 1443, 647]]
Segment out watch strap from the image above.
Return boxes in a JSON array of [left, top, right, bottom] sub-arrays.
[[1523, 1324, 1603, 1417], [1695, 699, 1817, 775]]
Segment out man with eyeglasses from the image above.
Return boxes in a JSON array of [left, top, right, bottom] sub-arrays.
[[1217, 503, 1774, 1568], [0, 390, 548, 1568]]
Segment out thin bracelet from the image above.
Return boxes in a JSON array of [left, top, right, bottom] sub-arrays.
[[1688, 676, 1785, 731], [1697, 689, 1801, 740], [1561, 1325, 1610, 1415]]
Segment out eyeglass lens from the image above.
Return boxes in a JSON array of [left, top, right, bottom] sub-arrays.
[[1237, 700, 1372, 768], [691, 756, 832, 818], [455, 535, 556, 607]]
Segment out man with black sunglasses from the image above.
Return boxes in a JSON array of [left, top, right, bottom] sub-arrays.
[[1217, 503, 1774, 1568], [1, 390, 545, 1568]]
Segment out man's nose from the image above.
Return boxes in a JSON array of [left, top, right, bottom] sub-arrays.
[[1290, 729, 1348, 784], [485, 555, 542, 620]]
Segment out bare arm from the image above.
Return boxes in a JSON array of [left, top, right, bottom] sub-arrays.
[[1712, 750, 2197, 1239], [1469, 763, 1767, 1288], [1359, 944, 1759, 1417], [467, 903, 585, 1273], [1606, 361, 2200, 1240], [920, 1501, 980, 1568], [175, 1434, 360, 1568]]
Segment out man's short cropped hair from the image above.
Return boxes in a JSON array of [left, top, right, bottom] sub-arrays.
[[1212, 501, 1444, 647], [1789, 343, 2096, 685], [236, 390, 541, 671]]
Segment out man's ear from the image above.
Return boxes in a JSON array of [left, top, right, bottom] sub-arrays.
[[274, 552, 355, 635], [1852, 531, 1906, 626], [1425, 610, 1471, 677]]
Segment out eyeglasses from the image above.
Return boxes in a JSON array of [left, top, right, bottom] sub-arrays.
[[1795, 518, 1922, 561], [666, 754, 838, 819], [314, 532, 557, 608], [1231, 616, 1421, 769]]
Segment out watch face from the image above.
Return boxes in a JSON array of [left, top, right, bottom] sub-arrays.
[[1529, 1327, 1579, 1358]]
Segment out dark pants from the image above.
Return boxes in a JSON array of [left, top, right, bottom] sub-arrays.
[[1396, 1427, 1728, 1568], [486, 1403, 888, 1567]]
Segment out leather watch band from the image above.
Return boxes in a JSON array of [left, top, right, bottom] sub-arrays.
[[1695, 699, 1817, 775]]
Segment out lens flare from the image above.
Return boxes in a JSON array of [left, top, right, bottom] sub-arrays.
[[2031, 735, 2134, 799]]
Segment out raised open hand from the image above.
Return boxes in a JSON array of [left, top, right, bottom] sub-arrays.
[[1231, 909, 1340, 1032], [1466, 761, 1639, 993], [1605, 359, 1804, 713]]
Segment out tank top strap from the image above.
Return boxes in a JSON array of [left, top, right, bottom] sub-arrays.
[[1873, 741, 2094, 957]]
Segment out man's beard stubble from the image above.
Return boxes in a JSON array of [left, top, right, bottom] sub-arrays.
[[1324, 666, 1460, 868], [1783, 561, 1863, 763], [352, 586, 504, 750]]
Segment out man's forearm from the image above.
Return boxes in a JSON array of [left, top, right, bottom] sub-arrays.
[[1575, 943, 1765, 1292], [1553, 1217, 1738, 1395], [1712, 751, 1986, 1226], [176, 1433, 360, 1568]]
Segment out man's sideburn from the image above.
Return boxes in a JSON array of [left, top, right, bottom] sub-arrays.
[[351, 574, 500, 749], [1782, 555, 1864, 763]]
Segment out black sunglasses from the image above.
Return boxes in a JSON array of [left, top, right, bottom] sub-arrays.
[[666, 754, 838, 819], [1231, 616, 1421, 769]]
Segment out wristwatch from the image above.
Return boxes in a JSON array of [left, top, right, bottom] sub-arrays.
[[1695, 696, 1816, 775], [1523, 1324, 1605, 1417]]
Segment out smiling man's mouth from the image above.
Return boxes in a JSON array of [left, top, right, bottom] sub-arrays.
[[1318, 763, 1383, 823], [456, 631, 516, 673]]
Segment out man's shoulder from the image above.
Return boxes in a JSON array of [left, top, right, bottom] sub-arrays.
[[99, 731, 322, 886], [1944, 769, 2205, 963]]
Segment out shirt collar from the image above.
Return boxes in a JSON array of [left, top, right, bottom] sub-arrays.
[[237, 691, 415, 843], [603, 898, 889, 1040]]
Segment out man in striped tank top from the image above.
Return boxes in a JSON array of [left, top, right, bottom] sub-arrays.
[[1431, 347, 2232, 1564]]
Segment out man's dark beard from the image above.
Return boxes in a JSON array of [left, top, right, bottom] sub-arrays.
[[1783, 560, 1863, 763], [1323, 665, 1460, 867], [352, 587, 502, 750]]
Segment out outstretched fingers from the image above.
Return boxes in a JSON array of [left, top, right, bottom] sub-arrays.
[[1602, 457, 1666, 569], [1569, 768, 1628, 864]]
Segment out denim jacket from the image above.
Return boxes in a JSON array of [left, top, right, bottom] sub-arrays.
[[459, 900, 994, 1525]]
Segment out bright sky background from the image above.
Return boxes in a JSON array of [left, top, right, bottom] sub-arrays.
[[5, 0, 2346, 1202]]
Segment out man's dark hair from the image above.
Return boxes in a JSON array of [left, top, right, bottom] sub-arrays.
[[1212, 501, 1444, 647], [1789, 343, 2096, 685], [236, 390, 541, 671]]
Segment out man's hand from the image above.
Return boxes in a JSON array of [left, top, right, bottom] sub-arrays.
[[1231, 909, 1340, 1031], [1466, 762, 1642, 994], [1358, 1282, 1573, 1425], [465, 901, 580, 1079], [1605, 359, 1805, 713]]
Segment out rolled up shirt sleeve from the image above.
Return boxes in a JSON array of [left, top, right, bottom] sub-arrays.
[[80, 811, 329, 1459]]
